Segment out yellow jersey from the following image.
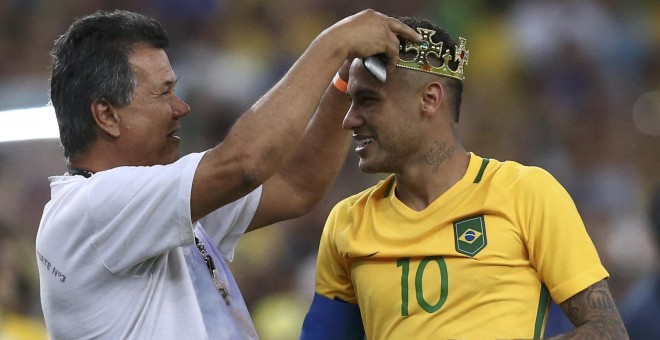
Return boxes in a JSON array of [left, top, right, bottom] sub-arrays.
[[314, 153, 608, 339]]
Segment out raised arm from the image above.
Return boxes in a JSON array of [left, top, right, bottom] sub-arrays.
[[190, 10, 420, 222], [549, 280, 629, 339], [246, 60, 352, 231]]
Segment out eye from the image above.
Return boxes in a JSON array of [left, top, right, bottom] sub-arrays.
[[357, 96, 377, 105]]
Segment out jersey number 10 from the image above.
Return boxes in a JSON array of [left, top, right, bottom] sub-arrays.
[[397, 256, 449, 316]]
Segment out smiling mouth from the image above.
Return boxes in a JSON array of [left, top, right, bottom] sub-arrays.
[[357, 138, 374, 148], [355, 137, 374, 152]]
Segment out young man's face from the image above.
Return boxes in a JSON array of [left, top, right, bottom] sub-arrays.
[[343, 59, 426, 174], [114, 44, 190, 166]]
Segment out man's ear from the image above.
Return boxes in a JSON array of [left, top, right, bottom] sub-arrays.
[[91, 99, 120, 138], [421, 81, 444, 117]]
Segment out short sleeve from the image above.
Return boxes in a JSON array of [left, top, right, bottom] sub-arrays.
[[198, 185, 262, 261], [520, 167, 609, 303], [86, 152, 204, 273], [315, 202, 357, 303]]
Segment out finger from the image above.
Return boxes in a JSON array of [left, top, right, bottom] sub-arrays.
[[386, 17, 422, 42], [381, 31, 403, 71], [383, 44, 398, 72]]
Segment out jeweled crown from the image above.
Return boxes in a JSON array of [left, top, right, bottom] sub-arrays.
[[397, 27, 469, 81]]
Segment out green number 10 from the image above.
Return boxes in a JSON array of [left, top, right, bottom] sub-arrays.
[[396, 256, 448, 316]]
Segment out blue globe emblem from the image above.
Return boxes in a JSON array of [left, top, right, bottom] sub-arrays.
[[464, 230, 476, 242], [455, 218, 486, 256]]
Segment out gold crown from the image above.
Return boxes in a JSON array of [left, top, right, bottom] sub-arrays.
[[397, 27, 469, 81]]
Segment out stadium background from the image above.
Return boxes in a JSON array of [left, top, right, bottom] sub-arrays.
[[0, 0, 659, 338]]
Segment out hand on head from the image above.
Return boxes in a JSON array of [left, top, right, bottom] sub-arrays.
[[326, 9, 422, 73]]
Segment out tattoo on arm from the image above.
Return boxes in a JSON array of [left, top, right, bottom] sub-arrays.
[[557, 280, 629, 339]]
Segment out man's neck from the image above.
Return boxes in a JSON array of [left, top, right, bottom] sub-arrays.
[[393, 149, 470, 211]]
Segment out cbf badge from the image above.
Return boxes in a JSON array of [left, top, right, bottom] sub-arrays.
[[453, 215, 487, 257]]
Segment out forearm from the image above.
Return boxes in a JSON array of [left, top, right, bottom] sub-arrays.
[[277, 84, 352, 208], [190, 10, 421, 221], [191, 34, 347, 221], [547, 322, 628, 340], [245, 85, 351, 230], [213, 33, 347, 181], [199, 10, 418, 190], [548, 280, 629, 340]]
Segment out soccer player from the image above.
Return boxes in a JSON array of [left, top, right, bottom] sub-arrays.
[[301, 17, 628, 339]]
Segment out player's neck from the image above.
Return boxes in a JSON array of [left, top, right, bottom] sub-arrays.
[[394, 149, 469, 211]]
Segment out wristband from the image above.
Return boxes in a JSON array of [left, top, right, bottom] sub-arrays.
[[332, 72, 348, 94]]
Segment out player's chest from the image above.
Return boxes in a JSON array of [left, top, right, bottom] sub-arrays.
[[338, 207, 527, 262]]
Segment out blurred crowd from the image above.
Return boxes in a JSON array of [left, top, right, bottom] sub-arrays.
[[0, 0, 659, 339]]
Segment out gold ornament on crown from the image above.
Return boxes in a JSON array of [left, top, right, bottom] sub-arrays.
[[397, 27, 469, 81]]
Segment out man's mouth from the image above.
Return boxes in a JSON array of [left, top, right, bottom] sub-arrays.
[[357, 137, 374, 148], [354, 135, 375, 152]]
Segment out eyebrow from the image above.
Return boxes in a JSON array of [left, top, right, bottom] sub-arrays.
[[161, 77, 179, 90], [351, 87, 380, 99]]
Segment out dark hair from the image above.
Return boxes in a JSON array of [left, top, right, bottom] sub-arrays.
[[396, 17, 464, 123], [50, 10, 169, 161]]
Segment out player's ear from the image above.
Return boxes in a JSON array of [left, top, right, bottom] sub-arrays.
[[91, 98, 121, 138], [421, 81, 444, 117]]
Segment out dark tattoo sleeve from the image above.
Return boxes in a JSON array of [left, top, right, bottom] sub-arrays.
[[551, 280, 629, 340]]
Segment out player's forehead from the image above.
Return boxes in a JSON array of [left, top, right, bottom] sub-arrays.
[[348, 59, 382, 88]]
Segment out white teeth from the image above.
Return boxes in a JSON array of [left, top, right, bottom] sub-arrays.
[[358, 138, 374, 147]]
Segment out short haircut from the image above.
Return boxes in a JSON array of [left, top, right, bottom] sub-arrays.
[[396, 16, 464, 122], [50, 10, 169, 161]]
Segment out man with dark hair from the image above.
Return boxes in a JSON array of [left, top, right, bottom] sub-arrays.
[[301, 17, 628, 339], [36, 9, 420, 339]]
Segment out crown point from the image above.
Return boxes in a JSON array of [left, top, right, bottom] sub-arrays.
[[397, 27, 468, 81]]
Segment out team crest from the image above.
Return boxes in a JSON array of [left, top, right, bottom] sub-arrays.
[[453, 215, 487, 257]]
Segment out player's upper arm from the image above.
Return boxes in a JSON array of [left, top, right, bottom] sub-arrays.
[[300, 293, 364, 340]]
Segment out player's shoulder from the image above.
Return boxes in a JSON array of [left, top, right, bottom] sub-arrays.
[[486, 157, 558, 187], [331, 175, 395, 212], [472, 155, 566, 200]]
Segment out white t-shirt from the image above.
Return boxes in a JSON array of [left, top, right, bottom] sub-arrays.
[[36, 152, 262, 339]]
